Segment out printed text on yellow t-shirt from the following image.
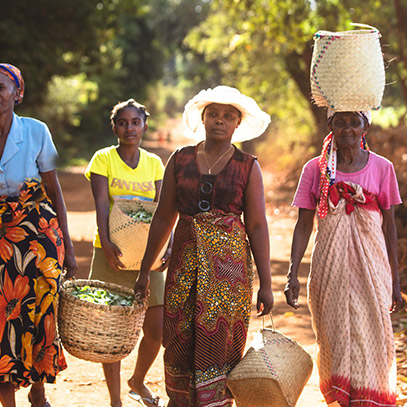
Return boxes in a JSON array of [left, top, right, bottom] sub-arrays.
[[110, 177, 154, 192]]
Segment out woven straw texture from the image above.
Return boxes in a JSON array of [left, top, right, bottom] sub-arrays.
[[310, 28, 385, 111], [57, 279, 147, 363], [227, 328, 313, 407], [109, 199, 165, 270]]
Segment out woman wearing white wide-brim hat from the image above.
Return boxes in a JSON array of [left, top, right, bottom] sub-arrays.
[[135, 85, 274, 406]]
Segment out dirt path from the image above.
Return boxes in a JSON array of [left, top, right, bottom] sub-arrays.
[[15, 129, 325, 406]]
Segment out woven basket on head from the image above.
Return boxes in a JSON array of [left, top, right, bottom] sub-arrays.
[[57, 279, 147, 363], [227, 323, 313, 407], [109, 198, 166, 270], [310, 26, 385, 111]]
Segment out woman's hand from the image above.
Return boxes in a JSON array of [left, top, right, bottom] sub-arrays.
[[284, 273, 300, 309], [154, 248, 171, 272], [63, 248, 77, 279], [102, 241, 125, 271], [391, 282, 403, 314], [134, 272, 150, 299], [382, 207, 402, 314], [257, 286, 274, 316]]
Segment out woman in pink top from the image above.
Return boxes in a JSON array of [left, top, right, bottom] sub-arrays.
[[285, 110, 402, 407]]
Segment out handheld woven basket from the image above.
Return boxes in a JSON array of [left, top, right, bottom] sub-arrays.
[[227, 322, 313, 407], [310, 25, 385, 111], [109, 198, 165, 270], [58, 279, 147, 363]]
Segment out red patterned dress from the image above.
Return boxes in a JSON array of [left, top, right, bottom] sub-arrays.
[[163, 144, 255, 407]]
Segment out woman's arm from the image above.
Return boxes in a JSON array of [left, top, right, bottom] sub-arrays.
[[154, 180, 162, 202], [40, 170, 77, 278], [134, 155, 179, 297], [152, 178, 172, 271], [243, 160, 274, 316], [284, 207, 315, 309], [90, 173, 125, 271], [381, 206, 402, 313]]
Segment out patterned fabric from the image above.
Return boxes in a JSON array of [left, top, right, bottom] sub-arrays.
[[164, 211, 253, 407], [309, 181, 396, 407], [0, 63, 24, 105], [318, 133, 369, 218], [0, 180, 67, 387], [163, 145, 256, 406]]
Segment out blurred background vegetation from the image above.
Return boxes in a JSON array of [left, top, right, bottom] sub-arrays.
[[0, 0, 407, 164], [1, 0, 407, 250], [1, 0, 405, 163]]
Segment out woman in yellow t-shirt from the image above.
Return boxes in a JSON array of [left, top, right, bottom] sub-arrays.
[[85, 99, 166, 407]]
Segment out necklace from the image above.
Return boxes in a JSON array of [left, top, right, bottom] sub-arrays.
[[203, 142, 233, 174]]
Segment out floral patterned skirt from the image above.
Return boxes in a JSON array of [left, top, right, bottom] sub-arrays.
[[163, 211, 253, 407], [0, 180, 67, 387]]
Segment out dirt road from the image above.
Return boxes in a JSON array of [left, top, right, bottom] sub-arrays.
[[15, 132, 325, 406]]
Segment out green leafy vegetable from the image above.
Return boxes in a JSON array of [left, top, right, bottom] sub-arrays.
[[127, 209, 153, 223], [71, 285, 134, 306]]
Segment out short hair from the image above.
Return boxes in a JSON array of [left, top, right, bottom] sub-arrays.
[[110, 98, 150, 127]]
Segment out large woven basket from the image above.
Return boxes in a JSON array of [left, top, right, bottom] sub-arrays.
[[109, 198, 166, 270], [58, 279, 147, 363], [310, 25, 385, 111], [227, 325, 313, 407]]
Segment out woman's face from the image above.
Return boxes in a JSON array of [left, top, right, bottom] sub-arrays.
[[329, 112, 368, 150], [113, 106, 147, 147], [202, 103, 242, 142], [0, 73, 18, 115]]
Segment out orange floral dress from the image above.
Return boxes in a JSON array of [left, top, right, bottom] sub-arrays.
[[0, 180, 67, 387]]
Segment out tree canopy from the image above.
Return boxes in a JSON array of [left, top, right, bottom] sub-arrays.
[[0, 0, 405, 164]]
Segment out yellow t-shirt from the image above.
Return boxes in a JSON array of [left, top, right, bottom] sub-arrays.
[[85, 145, 165, 247]]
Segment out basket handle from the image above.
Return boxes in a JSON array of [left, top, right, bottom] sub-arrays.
[[262, 313, 276, 332], [350, 22, 380, 34]]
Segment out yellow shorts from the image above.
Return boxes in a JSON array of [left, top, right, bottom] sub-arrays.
[[89, 247, 165, 308]]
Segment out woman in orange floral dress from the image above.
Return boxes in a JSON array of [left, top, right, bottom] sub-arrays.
[[0, 64, 77, 407]]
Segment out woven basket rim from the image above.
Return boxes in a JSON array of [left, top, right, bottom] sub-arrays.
[[61, 279, 147, 313], [314, 28, 379, 39], [112, 197, 157, 212]]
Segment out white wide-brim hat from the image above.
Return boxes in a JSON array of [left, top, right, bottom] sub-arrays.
[[182, 86, 271, 142]]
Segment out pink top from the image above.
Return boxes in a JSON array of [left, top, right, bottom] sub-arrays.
[[292, 152, 402, 210]]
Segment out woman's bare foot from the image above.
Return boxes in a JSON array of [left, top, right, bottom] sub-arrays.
[[28, 383, 48, 406]]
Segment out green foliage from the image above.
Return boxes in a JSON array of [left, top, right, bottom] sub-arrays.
[[1, 0, 210, 162], [0, 0, 99, 107], [36, 74, 99, 164], [2, 0, 406, 169], [185, 0, 407, 167]]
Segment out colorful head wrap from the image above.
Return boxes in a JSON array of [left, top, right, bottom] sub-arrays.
[[318, 110, 370, 218], [0, 63, 25, 105]]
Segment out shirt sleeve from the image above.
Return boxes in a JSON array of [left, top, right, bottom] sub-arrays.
[[85, 150, 109, 180], [292, 158, 320, 209], [36, 123, 59, 172], [377, 162, 402, 209]]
